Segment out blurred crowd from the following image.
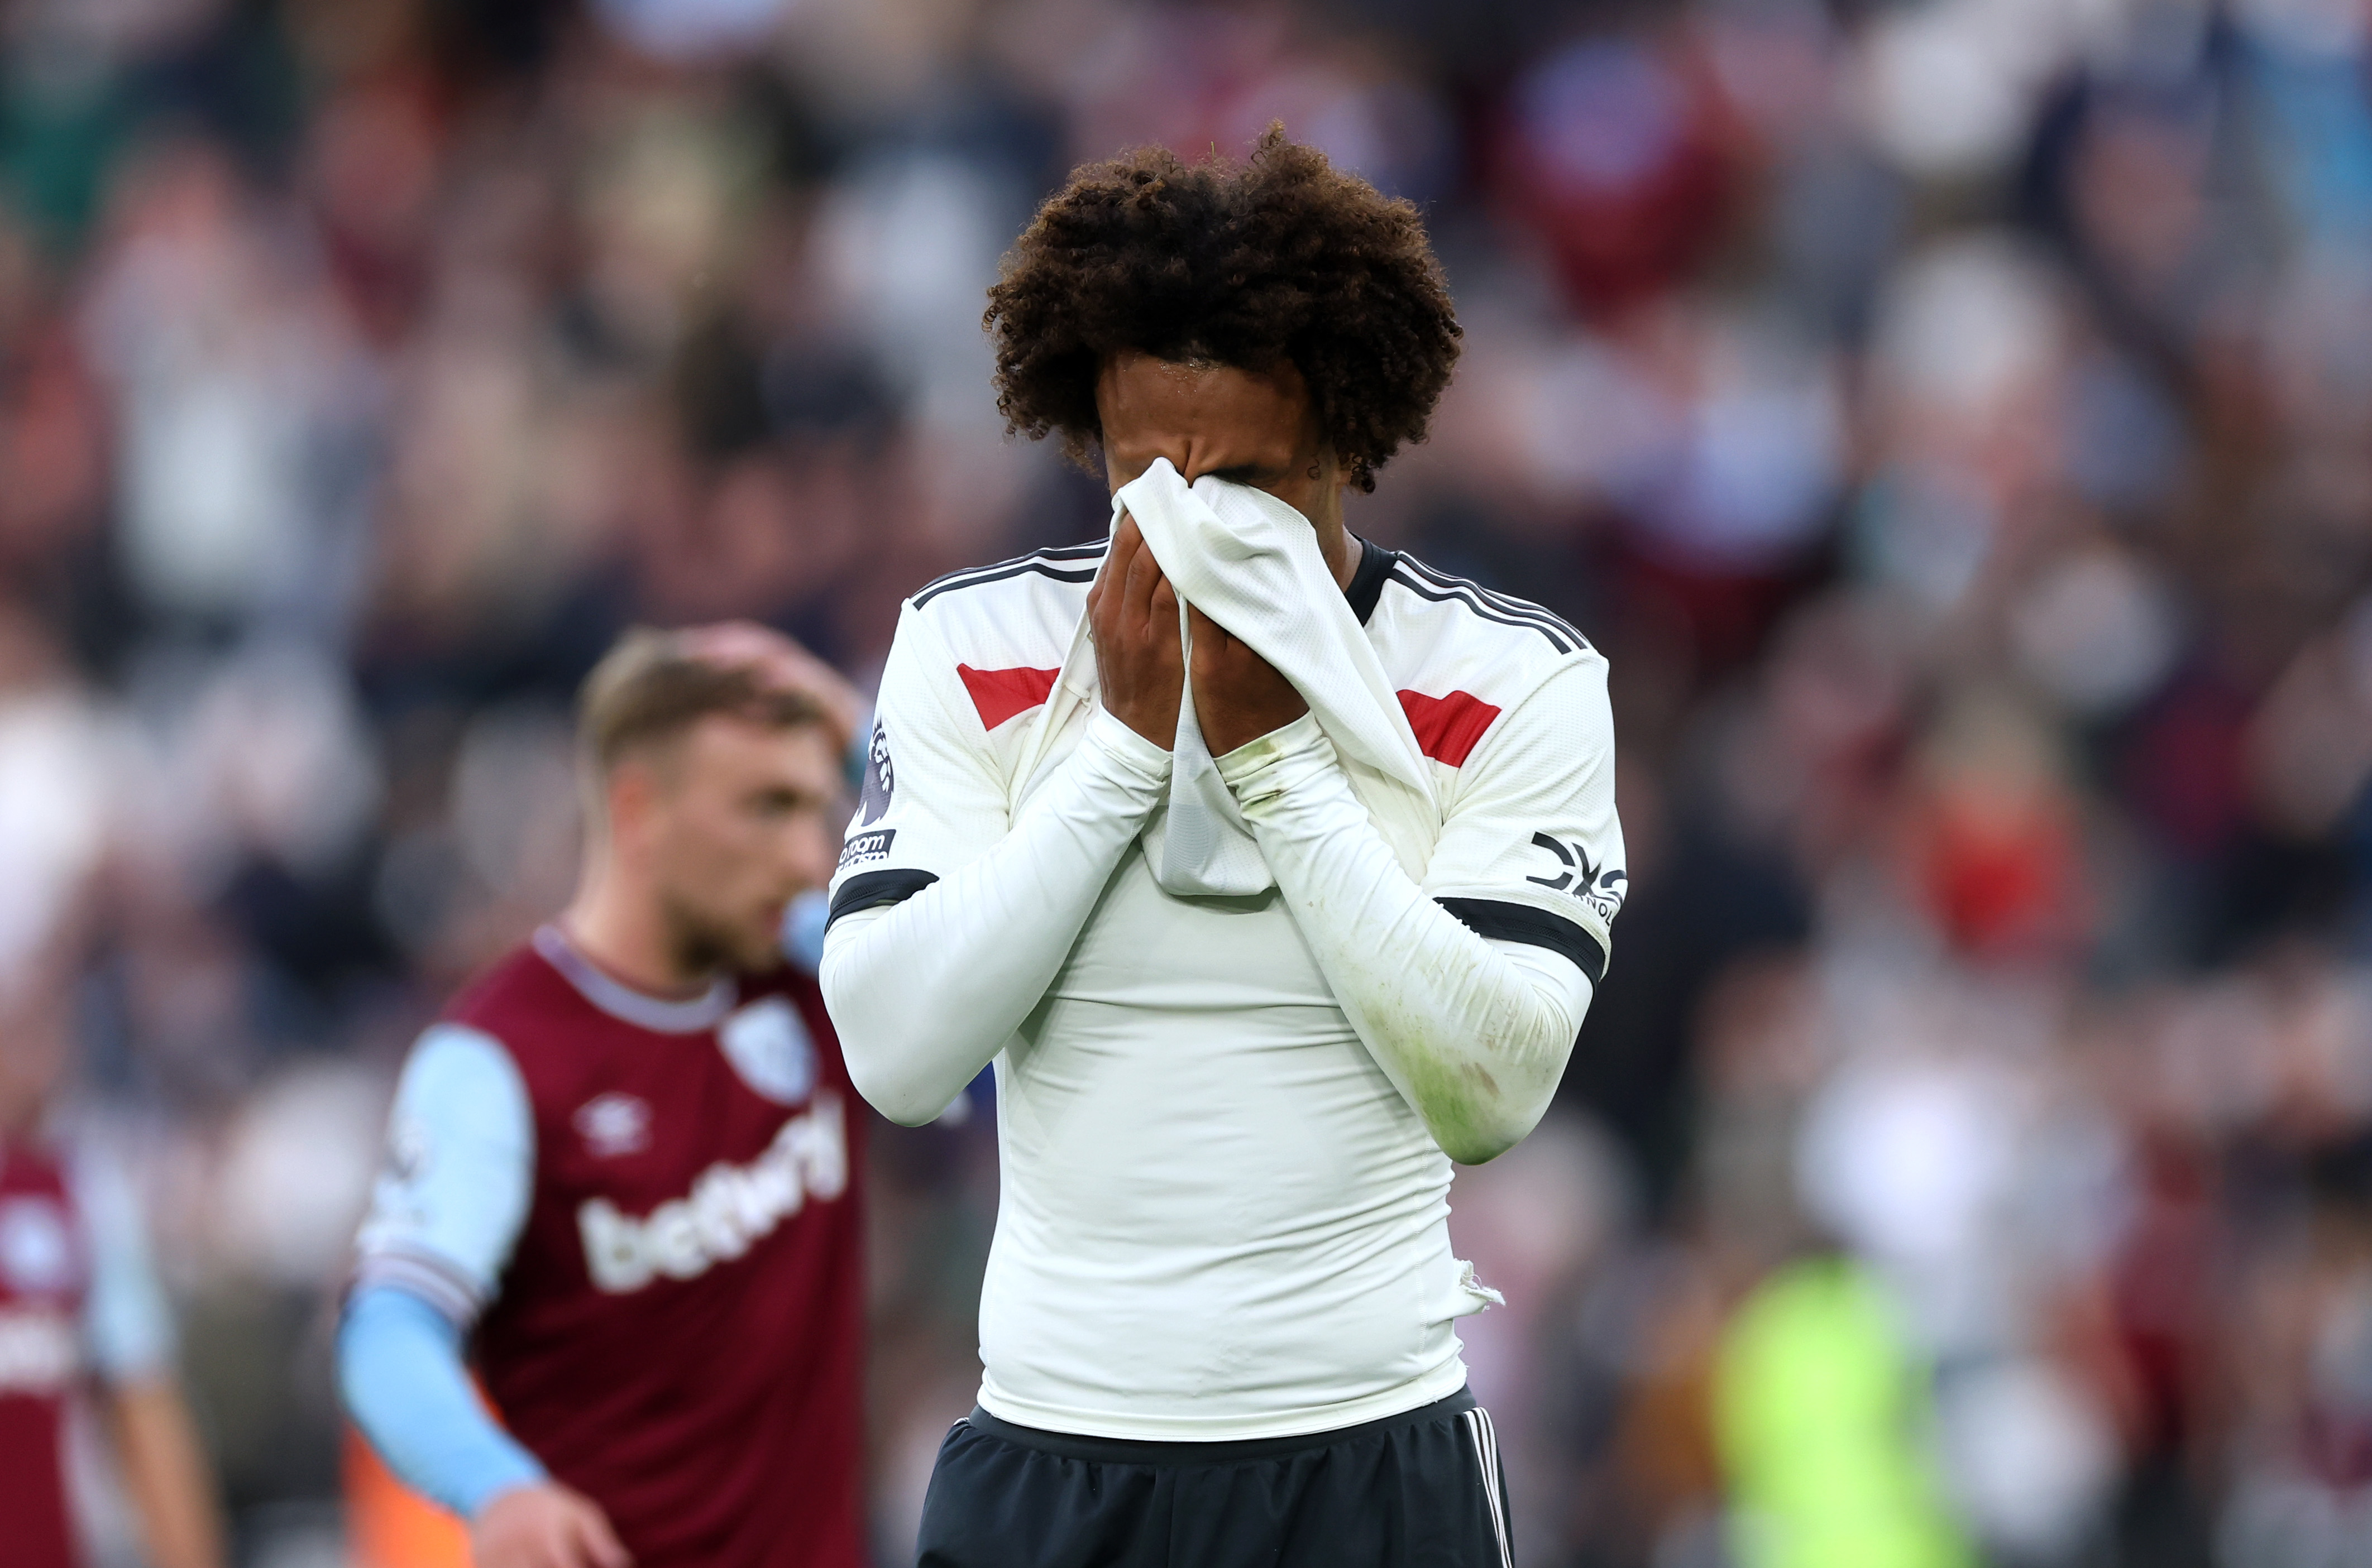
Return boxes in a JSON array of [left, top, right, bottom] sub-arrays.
[[1, 0, 2369, 1563]]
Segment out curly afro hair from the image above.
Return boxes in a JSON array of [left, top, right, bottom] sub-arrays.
[[984, 126, 1462, 493]]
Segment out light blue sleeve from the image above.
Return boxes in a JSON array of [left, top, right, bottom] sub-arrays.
[[339, 1022, 544, 1517], [351, 1023, 535, 1321], [844, 712, 873, 795], [338, 1286, 547, 1518], [70, 1144, 175, 1383], [783, 886, 830, 976]]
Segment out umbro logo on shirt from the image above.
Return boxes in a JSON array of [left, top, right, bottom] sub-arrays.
[[574, 1093, 652, 1158]]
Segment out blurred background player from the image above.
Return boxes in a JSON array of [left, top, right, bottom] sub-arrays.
[[1, 971, 226, 1568], [337, 624, 868, 1568]]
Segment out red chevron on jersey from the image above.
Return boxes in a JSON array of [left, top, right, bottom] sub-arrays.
[[958, 664, 1059, 730], [1398, 689, 1502, 767]]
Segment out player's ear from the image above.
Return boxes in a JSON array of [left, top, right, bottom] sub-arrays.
[[605, 756, 662, 842]]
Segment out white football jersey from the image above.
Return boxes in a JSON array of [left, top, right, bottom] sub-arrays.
[[831, 536, 1625, 1439]]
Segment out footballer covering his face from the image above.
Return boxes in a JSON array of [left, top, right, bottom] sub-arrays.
[[824, 129, 1625, 1567]]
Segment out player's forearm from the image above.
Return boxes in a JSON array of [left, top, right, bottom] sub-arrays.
[[824, 707, 1171, 1125], [108, 1378, 226, 1568], [337, 1286, 548, 1519], [1222, 716, 1589, 1164]]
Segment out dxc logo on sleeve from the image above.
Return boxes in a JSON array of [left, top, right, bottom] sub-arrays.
[[1525, 832, 1627, 925]]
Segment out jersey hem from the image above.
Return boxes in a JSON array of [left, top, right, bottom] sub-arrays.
[[961, 1386, 1476, 1465], [974, 1354, 1470, 1442]]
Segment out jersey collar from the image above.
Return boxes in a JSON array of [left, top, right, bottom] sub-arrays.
[[532, 926, 738, 1034], [1345, 536, 1397, 625]]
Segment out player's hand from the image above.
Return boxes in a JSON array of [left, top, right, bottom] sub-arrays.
[[1086, 514, 1185, 748], [1189, 605, 1307, 755], [677, 620, 864, 757], [472, 1483, 633, 1568]]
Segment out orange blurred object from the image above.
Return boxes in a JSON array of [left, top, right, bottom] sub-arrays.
[[344, 1427, 472, 1568]]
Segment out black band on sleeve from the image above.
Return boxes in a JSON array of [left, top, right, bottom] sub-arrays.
[[1436, 897, 1607, 985], [828, 869, 941, 927]]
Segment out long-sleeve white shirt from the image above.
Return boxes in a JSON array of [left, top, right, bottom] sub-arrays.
[[823, 536, 1625, 1440]]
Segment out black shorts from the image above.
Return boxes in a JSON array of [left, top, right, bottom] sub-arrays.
[[914, 1389, 1514, 1568]]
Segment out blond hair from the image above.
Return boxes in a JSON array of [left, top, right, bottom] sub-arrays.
[[577, 627, 826, 773]]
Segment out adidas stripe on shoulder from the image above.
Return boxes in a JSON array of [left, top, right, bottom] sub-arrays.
[[912, 541, 1109, 610], [1384, 557, 1590, 656]]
